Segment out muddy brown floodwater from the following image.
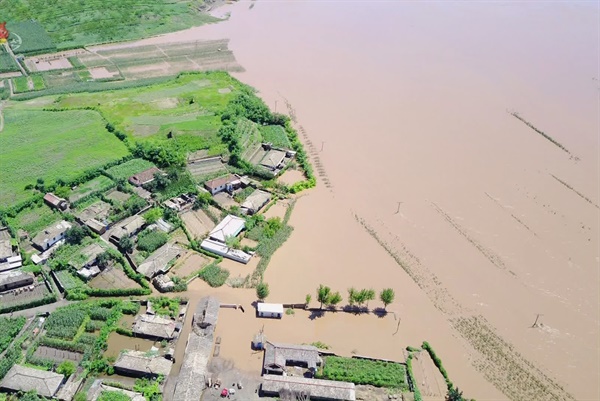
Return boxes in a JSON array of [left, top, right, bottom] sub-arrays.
[[106, 2, 599, 400]]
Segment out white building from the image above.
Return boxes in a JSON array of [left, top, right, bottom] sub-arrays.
[[257, 303, 284, 319], [31, 220, 72, 251], [200, 239, 251, 264]]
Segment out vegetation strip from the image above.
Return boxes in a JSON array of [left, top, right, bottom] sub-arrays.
[[510, 112, 570, 154], [550, 174, 599, 209]]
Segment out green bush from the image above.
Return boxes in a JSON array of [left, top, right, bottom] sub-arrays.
[[44, 308, 87, 340], [198, 263, 230, 287], [0, 317, 26, 354], [406, 354, 422, 401]]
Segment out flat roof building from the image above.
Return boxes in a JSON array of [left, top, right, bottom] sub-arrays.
[[0, 365, 64, 398], [257, 303, 284, 319], [200, 239, 251, 264], [0, 270, 34, 292]]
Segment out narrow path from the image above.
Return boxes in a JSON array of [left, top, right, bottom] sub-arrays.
[[0, 298, 71, 318], [0, 100, 5, 132], [3, 42, 27, 76]]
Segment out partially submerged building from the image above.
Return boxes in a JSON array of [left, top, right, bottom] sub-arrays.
[[32, 220, 72, 251], [172, 297, 219, 401], [114, 350, 173, 378], [241, 189, 271, 215], [136, 243, 183, 279], [44, 193, 68, 211], [262, 342, 322, 375], [87, 380, 145, 401], [0, 270, 34, 292], [132, 314, 177, 340], [0, 365, 64, 398], [153, 274, 175, 292], [109, 215, 145, 244], [261, 375, 356, 401], [129, 167, 162, 187]]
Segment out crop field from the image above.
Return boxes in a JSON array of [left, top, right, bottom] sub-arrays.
[[5, 203, 59, 236], [45, 307, 88, 340], [0, 47, 19, 73], [55, 270, 88, 291], [318, 356, 408, 390], [104, 158, 155, 180], [69, 175, 115, 203], [0, 317, 26, 354], [49, 72, 241, 153], [12, 76, 29, 93], [187, 157, 227, 180], [2, 1, 218, 49], [31, 75, 45, 90], [260, 125, 292, 149], [0, 108, 130, 206], [5, 21, 56, 55]]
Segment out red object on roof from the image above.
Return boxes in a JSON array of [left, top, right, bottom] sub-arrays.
[[220, 388, 228, 397]]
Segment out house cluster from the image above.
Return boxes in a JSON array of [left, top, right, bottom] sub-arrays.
[[200, 214, 252, 263], [203, 173, 271, 215]]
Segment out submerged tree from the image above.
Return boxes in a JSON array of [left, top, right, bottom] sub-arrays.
[[328, 292, 343, 309], [256, 282, 269, 302], [380, 288, 395, 310], [317, 285, 332, 310]]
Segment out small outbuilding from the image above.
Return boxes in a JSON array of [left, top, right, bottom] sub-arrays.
[[129, 167, 162, 187], [257, 303, 284, 319], [44, 193, 68, 211]]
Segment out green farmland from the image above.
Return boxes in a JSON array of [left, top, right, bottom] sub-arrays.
[[0, 109, 130, 206], [317, 356, 408, 390], [5, 202, 60, 236], [104, 158, 155, 181], [2, 0, 218, 50]]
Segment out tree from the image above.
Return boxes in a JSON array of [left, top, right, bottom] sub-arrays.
[[225, 235, 241, 250], [64, 226, 86, 245], [119, 236, 134, 254], [57, 360, 76, 376], [363, 288, 376, 308], [256, 282, 269, 301], [347, 287, 357, 306], [380, 288, 395, 310], [328, 292, 343, 308], [97, 251, 112, 269], [193, 192, 212, 210], [143, 207, 163, 224], [305, 294, 311, 307], [317, 285, 331, 310], [446, 387, 465, 401]]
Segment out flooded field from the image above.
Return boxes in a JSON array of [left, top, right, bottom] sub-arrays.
[[104, 333, 159, 359]]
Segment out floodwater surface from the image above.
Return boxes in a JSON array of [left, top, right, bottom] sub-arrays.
[[106, 2, 599, 400]]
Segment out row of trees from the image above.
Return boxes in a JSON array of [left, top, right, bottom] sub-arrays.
[[255, 283, 396, 311], [313, 285, 395, 310]]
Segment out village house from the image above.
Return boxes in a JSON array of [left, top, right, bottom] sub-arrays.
[[132, 186, 153, 202], [163, 193, 195, 212], [0, 365, 64, 398], [0, 255, 23, 273], [129, 167, 163, 187], [31, 220, 72, 251], [75, 201, 111, 234], [114, 350, 173, 378], [109, 215, 145, 244], [241, 189, 271, 215], [261, 375, 356, 401], [203, 174, 243, 195], [0, 270, 35, 292], [132, 314, 178, 340], [43, 192, 68, 211], [137, 243, 183, 279], [262, 342, 322, 375], [0, 227, 14, 262]]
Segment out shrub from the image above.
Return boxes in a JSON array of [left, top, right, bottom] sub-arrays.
[[57, 360, 76, 376]]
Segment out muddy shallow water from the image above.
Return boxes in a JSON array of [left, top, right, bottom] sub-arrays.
[[101, 2, 599, 400]]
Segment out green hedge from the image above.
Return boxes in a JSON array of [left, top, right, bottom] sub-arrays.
[[422, 341, 453, 390], [406, 353, 422, 401], [0, 293, 57, 314]]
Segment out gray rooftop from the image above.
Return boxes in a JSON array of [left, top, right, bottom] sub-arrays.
[[241, 189, 271, 213], [0, 364, 64, 398], [137, 243, 182, 279], [263, 342, 322, 373], [0, 269, 34, 288], [173, 296, 219, 401], [260, 149, 287, 170], [87, 380, 145, 401], [32, 220, 72, 249], [109, 215, 145, 241], [71, 242, 105, 269], [262, 375, 356, 401], [114, 350, 173, 377], [132, 314, 177, 339]]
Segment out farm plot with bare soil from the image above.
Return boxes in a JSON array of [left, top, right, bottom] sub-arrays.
[[171, 251, 212, 279], [33, 346, 84, 364], [88, 266, 139, 290], [187, 157, 228, 180], [0, 284, 51, 310], [181, 209, 216, 238]]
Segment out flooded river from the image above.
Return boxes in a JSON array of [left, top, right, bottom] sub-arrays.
[[112, 2, 598, 400]]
